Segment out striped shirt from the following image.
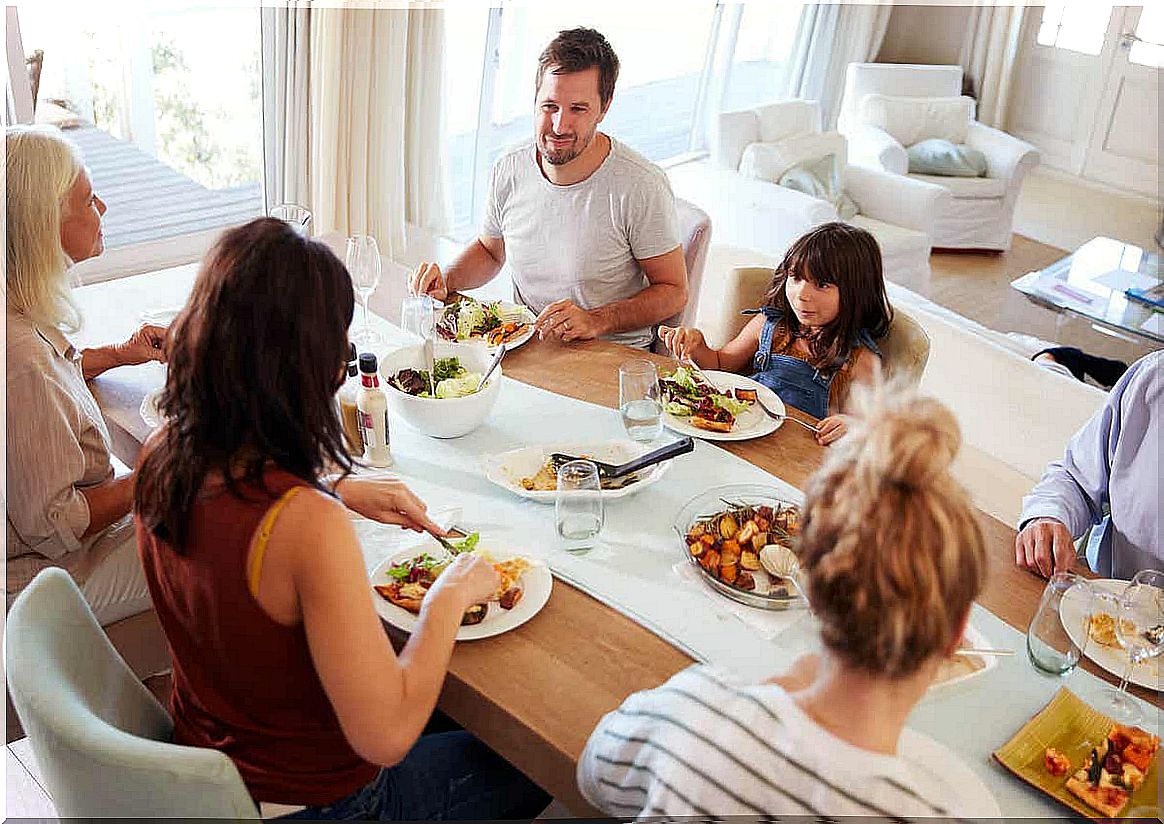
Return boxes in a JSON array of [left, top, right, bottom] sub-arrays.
[[578, 665, 966, 820]]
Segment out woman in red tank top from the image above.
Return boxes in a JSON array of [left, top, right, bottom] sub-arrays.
[[134, 218, 548, 819]]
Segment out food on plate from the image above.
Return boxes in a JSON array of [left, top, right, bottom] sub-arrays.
[[1088, 611, 1136, 648], [389, 356, 484, 399], [1044, 747, 1072, 777], [518, 457, 641, 492], [685, 501, 801, 597], [1061, 724, 1159, 817], [372, 534, 534, 625], [660, 366, 754, 433], [435, 296, 530, 346]]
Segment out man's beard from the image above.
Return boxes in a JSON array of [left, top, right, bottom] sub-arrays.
[[541, 128, 593, 166]]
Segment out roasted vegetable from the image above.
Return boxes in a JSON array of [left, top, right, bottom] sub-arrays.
[[740, 550, 760, 571], [735, 571, 756, 591], [720, 564, 738, 584], [499, 587, 523, 610], [461, 604, 487, 625]]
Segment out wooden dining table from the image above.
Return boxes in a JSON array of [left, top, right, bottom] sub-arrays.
[[72, 265, 1161, 815]]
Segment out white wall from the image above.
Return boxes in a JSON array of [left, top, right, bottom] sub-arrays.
[[876, 4, 971, 68]]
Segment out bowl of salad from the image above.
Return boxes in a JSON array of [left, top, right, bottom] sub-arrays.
[[379, 341, 501, 438]]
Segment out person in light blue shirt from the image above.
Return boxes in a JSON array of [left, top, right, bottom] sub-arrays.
[[1017, 351, 1161, 580]]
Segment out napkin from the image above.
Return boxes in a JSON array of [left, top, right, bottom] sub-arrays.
[[673, 561, 806, 641]]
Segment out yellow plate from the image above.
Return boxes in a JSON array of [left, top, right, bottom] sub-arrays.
[[993, 687, 1159, 820]]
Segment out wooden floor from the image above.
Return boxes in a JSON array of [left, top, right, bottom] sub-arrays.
[[66, 125, 262, 250], [923, 236, 1156, 366]]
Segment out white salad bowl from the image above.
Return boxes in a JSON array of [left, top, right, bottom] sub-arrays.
[[378, 341, 501, 438]]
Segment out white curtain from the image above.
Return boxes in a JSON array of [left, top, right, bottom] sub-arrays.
[[959, 4, 1027, 130], [261, 3, 448, 258], [784, 3, 892, 130]]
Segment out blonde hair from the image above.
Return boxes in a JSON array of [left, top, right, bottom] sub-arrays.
[[5, 125, 85, 332], [799, 380, 986, 678]]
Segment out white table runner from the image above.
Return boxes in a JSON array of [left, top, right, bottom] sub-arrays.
[[351, 333, 1158, 818]]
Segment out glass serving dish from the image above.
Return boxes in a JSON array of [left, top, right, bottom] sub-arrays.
[[672, 483, 806, 611]]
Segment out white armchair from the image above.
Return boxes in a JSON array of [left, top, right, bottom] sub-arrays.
[[701, 99, 947, 285], [838, 63, 1040, 251]]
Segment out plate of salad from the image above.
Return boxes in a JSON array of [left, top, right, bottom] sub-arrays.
[[659, 366, 784, 441], [435, 296, 536, 350]]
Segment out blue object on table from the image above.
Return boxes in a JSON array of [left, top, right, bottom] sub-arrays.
[[1125, 285, 1164, 310]]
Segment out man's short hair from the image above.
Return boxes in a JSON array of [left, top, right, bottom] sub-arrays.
[[535, 28, 620, 111]]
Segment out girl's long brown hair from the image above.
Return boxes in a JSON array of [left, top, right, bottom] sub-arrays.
[[763, 222, 892, 371], [135, 218, 355, 550]]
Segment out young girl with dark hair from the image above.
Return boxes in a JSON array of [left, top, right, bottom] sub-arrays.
[[135, 218, 547, 819], [659, 222, 893, 445]]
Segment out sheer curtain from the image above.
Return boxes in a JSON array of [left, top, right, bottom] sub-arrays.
[[784, 2, 892, 129], [960, 5, 1027, 129], [261, 3, 448, 258]]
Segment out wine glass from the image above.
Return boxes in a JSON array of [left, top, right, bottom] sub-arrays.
[[1101, 571, 1163, 724], [268, 203, 313, 236], [346, 235, 383, 347], [619, 360, 662, 443]]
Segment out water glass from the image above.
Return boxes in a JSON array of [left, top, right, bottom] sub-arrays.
[[555, 460, 604, 554], [1027, 572, 1092, 675], [268, 203, 313, 236], [400, 295, 436, 343], [346, 235, 383, 346], [619, 360, 662, 443]]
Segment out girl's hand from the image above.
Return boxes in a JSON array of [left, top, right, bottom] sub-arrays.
[[335, 476, 445, 536], [657, 325, 707, 363], [426, 553, 500, 613], [815, 415, 849, 446]]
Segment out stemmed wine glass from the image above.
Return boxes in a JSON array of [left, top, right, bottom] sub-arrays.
[[1100, 570, 1163, 724], [346, 235, 383, 347]]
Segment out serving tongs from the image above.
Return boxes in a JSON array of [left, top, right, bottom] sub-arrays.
[[549, 436, 695, 481]]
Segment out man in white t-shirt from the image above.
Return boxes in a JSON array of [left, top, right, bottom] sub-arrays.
[[410, 28, 687, 350]]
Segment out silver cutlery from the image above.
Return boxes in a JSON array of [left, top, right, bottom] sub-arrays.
[[480, 342, 507, 387], [755, 398, 821, 434], [954, 647, 1015, 657]]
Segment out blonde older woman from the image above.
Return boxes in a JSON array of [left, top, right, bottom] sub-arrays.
[[6, 125, 167, 624]]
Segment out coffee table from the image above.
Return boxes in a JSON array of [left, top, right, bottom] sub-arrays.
[[1011, 237, 1163, 345]]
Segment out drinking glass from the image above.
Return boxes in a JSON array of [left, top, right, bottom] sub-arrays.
[[346, 235, 383, 346], [619, 360, 662, 443], [268, 203, 313, 236], [1099, 571, 1164, 724], [1027, 572, 1092, 675], [400, 295, 435, 343], [555, 460, 603, 554]]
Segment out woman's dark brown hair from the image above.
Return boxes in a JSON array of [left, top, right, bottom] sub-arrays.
[[135, 217, 355, 550], [763, 222, 893, 371]]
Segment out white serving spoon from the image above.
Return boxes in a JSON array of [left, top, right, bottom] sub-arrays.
[[759, 543, 808, 600]]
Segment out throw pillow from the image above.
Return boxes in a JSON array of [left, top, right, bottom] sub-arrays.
[[777, 154, 859, 221], [858, 94, 975, 146], [906, 138, 988, 177], [738, 131, 848, 183]]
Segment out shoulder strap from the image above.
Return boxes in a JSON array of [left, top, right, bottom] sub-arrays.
[[247, 485, 307, 599]]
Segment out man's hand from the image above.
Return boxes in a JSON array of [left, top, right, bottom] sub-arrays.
[[1015, 517, 1077, 578], [115, 324, 168, 366], [409, 262, 448, 302], [335, 476, 445, 536], [534, 299, 606, 342]]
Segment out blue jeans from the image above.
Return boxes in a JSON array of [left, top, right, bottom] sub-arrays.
[[281, 731, 549, 820]]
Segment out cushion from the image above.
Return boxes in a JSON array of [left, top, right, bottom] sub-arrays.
[[738, 131, 848, 181], [906, 138, 987, 177], [907, 173, 1007, 199], [777, 155, 859, 221], [858, 94, 975, 147]]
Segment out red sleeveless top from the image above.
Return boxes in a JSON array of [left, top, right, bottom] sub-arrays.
[[136, 469, 378, 805]]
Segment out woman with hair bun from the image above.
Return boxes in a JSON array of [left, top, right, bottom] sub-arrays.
[[578, 383, 989, 817]]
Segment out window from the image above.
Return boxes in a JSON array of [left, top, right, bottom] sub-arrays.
[[720, 2, 805, 112], [1128, 4, 1163, 68], [14, 4, 263, 251], [1036, 3, 1113, 56]]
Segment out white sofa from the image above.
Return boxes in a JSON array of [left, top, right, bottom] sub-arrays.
[[668, 100, 947, 285], [837, 63, 1040, 252], [695, 243, 1106, 525]]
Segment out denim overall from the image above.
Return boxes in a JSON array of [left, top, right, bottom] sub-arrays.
[[745, 307, 881, 419]]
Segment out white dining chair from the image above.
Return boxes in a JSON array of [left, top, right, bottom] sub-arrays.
[[5, 568, 260, 819]]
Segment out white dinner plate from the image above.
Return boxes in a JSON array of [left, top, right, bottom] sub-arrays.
[[482, 440, 673, 504], [438, 301, 536, 352], [899, 727, 1003, 818], [1060, 578, 1161, 691], [928, 623, 1002, 694], [369, 541, 552, 641], [140, 388, 165, 429], [660, 370, 784, 442]]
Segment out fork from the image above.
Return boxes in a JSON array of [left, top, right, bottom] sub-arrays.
[[755, 398, 820, 434]]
